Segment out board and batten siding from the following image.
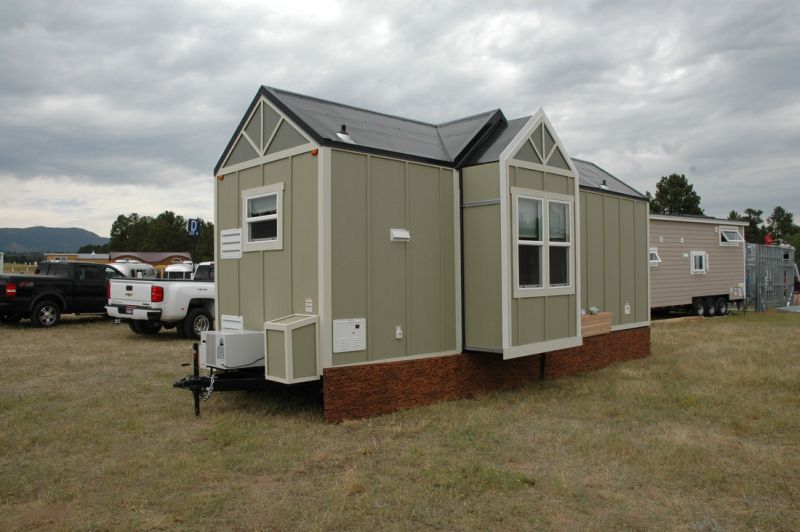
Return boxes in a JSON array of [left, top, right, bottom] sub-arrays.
[[649, 218, 746, 308], [216, 152, 318, 331], [462, 162, 503, 351], [330, 149, 457, 366], [579, 190, 649, 326], [507, 164, 577, 345]]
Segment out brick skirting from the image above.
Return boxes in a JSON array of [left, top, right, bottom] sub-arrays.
[[322, 326, 650, 422]]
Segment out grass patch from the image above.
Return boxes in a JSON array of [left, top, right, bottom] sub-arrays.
[[1, 312, 799, 529]]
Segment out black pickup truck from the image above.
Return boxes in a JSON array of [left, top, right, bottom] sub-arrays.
[[0, 261, 125, 327]]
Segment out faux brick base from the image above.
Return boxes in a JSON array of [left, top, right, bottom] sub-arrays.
[[323, 327, 650, 422]]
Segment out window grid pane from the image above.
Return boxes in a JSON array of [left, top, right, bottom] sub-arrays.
[[518, 245, 542, 287], [518, 198, 541, 241], [248, 194, 277, 219], [549, 202, 570, 242], [549, 246, 569, 286]]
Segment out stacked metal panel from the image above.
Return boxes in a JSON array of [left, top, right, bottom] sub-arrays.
[[746, 244, 796, 311]]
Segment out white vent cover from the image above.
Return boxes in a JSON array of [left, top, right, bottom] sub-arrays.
[[333, 318, 366, 353], [221, 314, 244, 331], [220, 229, 242, 259]]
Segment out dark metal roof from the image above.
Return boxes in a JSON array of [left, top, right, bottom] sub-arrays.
[[262, 86, 505, 168], [465, 116, 530, 166], [571, 159, 646, 200]]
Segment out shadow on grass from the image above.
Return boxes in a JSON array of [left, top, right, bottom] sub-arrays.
[[178, 380, 324, 420]]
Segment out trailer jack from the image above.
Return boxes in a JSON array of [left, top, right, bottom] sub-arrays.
[[173, 343, 268, 416]]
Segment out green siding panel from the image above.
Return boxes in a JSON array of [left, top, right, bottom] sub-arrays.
[[368, 156, 407, 360], [463, 205, 502, 350], [291, 154, 318, 315], [408, 163, 444, 355], [545, 295, 571, 340], [440, 169, 457, 351], [586, 192, 605, 311], [580, 191, 588, 311], [266, 330, 286, 380], [292, 324, 317, 379], [226, 136, 259, 167], [603, 196, 621, 323], [331, 151, 369, 364], [266, 120, 308, 155], [543, 172, 572, 196], [513, 140, 541, 164], [244, 103, 262, 151], [511, 165, 544, 190], [547, 146, 570, 170], [619, 199, 636, 324], [462, 163, 499, 203], [240, 251, 264, 331], [515, 296, 545, 345]]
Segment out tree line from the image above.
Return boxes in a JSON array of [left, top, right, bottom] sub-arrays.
[[106, 211, 214, 262], [647, 173, 799, 255]]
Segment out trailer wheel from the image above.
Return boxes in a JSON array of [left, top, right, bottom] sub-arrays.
[[183, 308, 212, 340], [704, 298, 717, 317], [31, 300, 61, 327], [715, 297, 729, 316], [692, 299, 705, 316]]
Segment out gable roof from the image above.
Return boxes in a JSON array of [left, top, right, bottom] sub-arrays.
[[571, 159, 646, 200], [215, 86, 506, 173]]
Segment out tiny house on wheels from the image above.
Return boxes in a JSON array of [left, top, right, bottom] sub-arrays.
[[180, 86, 651, 421], [649, 214, 747, 315]]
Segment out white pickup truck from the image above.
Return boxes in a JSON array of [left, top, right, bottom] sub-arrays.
[[106, 262, 215, 339]]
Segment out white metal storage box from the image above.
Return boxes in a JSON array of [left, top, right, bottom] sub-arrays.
[[200, 330, 265, 370]]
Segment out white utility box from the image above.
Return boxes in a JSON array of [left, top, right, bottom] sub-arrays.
[[333, 318, 366, 353], [200, 330, 265, 370]]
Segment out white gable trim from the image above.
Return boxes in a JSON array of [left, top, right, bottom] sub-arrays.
[[218, 96, 319, 175]]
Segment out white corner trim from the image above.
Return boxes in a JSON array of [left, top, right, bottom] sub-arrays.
[[503, 336, 583, 360], [453, 169, 463, 353], [318, 147, 333, 372]]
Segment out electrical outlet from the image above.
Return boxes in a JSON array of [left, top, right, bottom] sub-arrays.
[[394, 325, 403, 339], [624, 303, 631, 315]]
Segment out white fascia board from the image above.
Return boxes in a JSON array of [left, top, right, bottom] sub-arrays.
[[649, 214, 748, 227]]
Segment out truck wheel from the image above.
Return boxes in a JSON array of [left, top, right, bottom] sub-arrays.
[[128, 321, 141, 334], [183, 308, 212, 340], [692, 299, 705, 316], [715, 297, 729, 316], [704, 298, 717, 317], [137, 321, 162, 335], [31, 300, 61, 327], [0, 313, 22, 324]]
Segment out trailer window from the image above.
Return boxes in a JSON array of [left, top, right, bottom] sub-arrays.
[[649, 247, 662, 266], [719, 227, 744, 245], [513, 189, 574, 297], [690, 251, 708, 274], [242, 183, 284, 252]]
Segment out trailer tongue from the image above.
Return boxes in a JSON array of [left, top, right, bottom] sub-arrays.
[[173, 343, 268, 416]]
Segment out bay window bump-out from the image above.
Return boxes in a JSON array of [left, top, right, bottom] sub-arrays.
[[512, 187, 574, 297], [241, 182, 284, 252]]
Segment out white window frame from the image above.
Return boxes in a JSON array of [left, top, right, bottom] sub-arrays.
[[649, 247, 662, 266], [719, 226, 744, 246], [241, 182, 284, 252], [690, 251, 708, 274], [512, 187, 575, 298]]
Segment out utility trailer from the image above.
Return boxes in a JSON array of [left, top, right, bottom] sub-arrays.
[[649, 214, 747, 316]]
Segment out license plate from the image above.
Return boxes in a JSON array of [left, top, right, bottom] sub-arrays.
[[125, 306, 135, 315]]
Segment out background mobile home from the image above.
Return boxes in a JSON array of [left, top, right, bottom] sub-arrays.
[[207, 86, 650, 420], [649, 214, 747, 315]]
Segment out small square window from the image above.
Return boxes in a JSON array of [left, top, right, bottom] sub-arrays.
[[690, 251, 707, 274], [649, 247, 662, 266], [242, 183, 284, 252], [719, 227, 744, 245]]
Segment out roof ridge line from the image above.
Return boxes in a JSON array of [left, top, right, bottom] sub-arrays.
[[264, 85, 439, 127], [437, 109, 500, 127]]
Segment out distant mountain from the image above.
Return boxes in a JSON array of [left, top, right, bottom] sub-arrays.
[[0, 227, 109, 253]]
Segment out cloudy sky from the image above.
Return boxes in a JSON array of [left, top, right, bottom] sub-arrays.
[[1, 0, 798, 236]]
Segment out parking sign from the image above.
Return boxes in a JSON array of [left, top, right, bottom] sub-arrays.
[[187, 218, 201, 237]]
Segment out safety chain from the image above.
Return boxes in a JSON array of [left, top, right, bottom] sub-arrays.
[[201, 373, 215, 401]]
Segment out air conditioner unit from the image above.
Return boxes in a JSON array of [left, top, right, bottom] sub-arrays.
[[200, 330, 265, 370]]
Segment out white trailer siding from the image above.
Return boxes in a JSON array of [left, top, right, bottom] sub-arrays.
[[649, 216, 747, 308]]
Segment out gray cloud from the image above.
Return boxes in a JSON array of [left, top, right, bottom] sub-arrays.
[[0, 0, 798, 235]]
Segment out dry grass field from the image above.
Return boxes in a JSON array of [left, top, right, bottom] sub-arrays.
[[1, 311, 798, 530]]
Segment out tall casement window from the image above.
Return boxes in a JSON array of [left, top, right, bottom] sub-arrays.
[[241, 182, 284, 252], [513, 188, 574, 297]]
